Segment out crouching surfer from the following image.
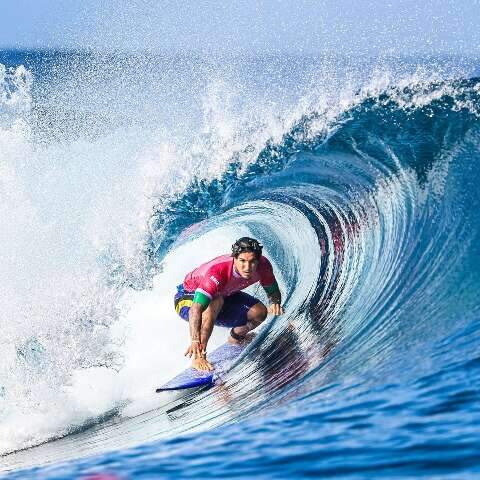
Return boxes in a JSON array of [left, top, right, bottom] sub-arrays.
[[174, 237, 284, 371]]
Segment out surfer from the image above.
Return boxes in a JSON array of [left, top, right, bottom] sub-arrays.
[[174, 237, 284, 371]]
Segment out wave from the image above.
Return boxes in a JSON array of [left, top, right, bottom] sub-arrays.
[[1, 53, 479, 473]]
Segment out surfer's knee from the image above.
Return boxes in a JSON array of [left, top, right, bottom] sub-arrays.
[[248, 302, 268, 326]]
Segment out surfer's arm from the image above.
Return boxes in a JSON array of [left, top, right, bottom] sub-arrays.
[[188, 275, 219, 344], [259, 257, 283, 311], [188, 302, 204, 345], [264, 280, 281, 303], [184, 287, 216, 369], [263, 280, 284, 315], [184, 300, 215, 372], [185, 289, 209, 357]]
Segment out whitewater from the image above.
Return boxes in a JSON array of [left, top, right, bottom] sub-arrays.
[[0, 51, 479, 479]]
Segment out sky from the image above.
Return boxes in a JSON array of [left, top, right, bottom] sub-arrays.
[[1, 0, 479, 55]]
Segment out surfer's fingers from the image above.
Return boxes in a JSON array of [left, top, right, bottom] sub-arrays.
[[270, 304, 282, 315], [191, 345, 203, 358], [269, 304, 284, 315]]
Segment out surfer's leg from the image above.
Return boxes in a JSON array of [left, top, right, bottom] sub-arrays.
[[247, 302, 268, 328], [231, 302, 268, 340], [210, 292, 267, 343], [214, 292, 267, 344]]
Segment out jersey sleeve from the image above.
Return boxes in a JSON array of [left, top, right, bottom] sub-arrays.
[[259, 257, 279, 296], [192, 269, 223, 308]]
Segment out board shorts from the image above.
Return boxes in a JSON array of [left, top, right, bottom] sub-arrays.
[[174, 284, 260, 328]]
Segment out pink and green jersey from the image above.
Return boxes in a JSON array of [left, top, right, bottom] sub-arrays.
[[183, 254, 279, 307]]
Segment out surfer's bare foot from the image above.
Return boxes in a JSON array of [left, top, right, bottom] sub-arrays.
[[192, 357, 213, 372]]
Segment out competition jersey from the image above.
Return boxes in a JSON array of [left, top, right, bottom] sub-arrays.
[[183, 254, 276, 300]]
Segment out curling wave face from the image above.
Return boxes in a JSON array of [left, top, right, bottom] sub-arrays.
[[1, 52, 480, 476]]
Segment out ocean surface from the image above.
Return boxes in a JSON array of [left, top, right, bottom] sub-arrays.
[[0, 50, 479, 479]]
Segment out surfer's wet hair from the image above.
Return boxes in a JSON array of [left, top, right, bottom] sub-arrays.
[[231, 237, 263, 258]]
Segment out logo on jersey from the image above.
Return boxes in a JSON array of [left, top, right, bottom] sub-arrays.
[[210, 275, 220, 286]]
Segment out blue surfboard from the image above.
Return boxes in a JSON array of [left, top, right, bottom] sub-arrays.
[[156, 342, 246, 392]]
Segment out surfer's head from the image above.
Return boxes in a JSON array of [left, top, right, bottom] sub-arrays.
[[232, 237, 263, 259], [232, 237, 262, 279]]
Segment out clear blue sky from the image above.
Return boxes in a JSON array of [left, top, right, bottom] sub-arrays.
[[1, 0, 479, 55]]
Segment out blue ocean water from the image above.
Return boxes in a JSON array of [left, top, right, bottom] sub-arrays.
[[0, 50, 479, 479]]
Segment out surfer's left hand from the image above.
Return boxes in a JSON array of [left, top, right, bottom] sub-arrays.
[[268, 303, 284, 315]]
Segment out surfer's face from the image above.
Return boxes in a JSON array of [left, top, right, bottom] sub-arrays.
[[234, 252, 259, 279]]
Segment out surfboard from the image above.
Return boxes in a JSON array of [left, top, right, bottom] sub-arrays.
[[156, 342, 246, 392]]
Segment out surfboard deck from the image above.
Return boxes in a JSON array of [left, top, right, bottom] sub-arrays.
[[156, 342, 245, 392]]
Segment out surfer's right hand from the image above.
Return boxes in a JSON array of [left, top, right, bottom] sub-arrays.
[[185, 340, 205, 359], [192, 357, 214, 372]]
